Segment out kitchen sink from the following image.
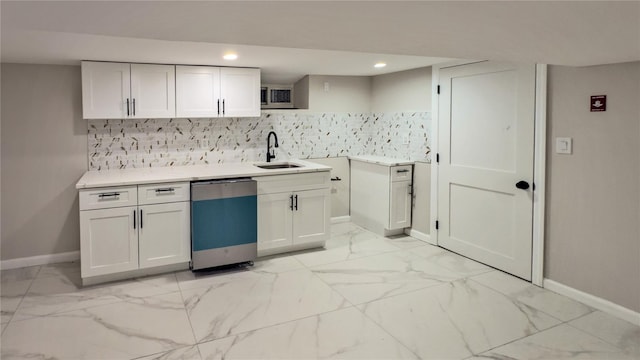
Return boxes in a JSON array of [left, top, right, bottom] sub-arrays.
[[255, 162, 303, 170]]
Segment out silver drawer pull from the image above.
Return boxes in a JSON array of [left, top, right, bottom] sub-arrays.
[[98, 192, 120, 199], [155, 188, 175, 193], [396, 169, 410, 173]]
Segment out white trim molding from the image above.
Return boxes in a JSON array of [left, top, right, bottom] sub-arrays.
[[0, 251, 80, 270], [331, 215, 351, 224], [544, 279, 640, 326], [405, 228, 433, 244], [532, 64, 548, 287]]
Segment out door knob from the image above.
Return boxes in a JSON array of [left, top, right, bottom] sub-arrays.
[[515, 180, 530, 190]]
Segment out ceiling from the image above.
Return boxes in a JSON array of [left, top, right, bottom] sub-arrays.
[[2, 1, 639, 83]]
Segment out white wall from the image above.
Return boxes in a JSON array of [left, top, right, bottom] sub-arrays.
[[371, 68, 433, 236], [293, 75, 310, 110], [308, 75, 371, 112], [371, 67, 432, 112], [1, 64, 87, 261], [545, 62, 640, 312]]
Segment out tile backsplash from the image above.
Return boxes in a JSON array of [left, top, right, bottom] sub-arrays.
[[87, 111, 431, 170]]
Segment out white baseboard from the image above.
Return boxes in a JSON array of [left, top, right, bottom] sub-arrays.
[[331, 215, 351, 224], [0, 251, 80, 270], [405, 228, 434, 244], [543, 279, 640, 326]]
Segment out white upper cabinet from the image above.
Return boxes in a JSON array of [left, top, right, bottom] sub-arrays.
[[81, 62, 131, 119], [81, 61, 176, 119], [130, 64, 176, 119], [175, 66, 221, 118], [220, 67, 261, 117], [176, 66, 260, 118], [83, 61, 260, 119]]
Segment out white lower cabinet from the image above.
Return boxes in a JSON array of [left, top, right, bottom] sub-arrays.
[[80, 206, 139, 277], [138, 202, 190, 269], [257, 192, 294, 251], [255, 173, 330, 256], [350, 159, 413, 236], [292, 189, 330, 245], [79, 182, 190, 284], [390, 180, 412, 229]]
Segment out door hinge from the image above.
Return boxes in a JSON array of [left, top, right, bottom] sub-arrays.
[[437, 85, 440, 94], [436, 153, 440, 163], [435, 220, 439, 230]]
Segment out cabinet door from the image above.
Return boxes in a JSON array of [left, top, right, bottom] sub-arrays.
[[220, 68, 261, 117], [81, 61, 130, 119], [176, 66, 221, 118], [80, 206, 138, 277], [390, 181, 412, 229], [257, 192, 293, 252], [292, 189, 330, 245], [138, 202, 190, 269], [130, 64, 176, 118]]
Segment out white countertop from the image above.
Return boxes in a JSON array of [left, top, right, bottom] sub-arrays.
[[348, 155, 414, 167], [76, 160, 332, 189]]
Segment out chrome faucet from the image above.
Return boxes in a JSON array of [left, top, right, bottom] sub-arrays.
[[266, 131, 279, 162]]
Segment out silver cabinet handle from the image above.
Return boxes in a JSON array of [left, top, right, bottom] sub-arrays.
[[126, 98, 130, 116], [155, 188, 175, 193], [133, 210, 136, 229], [217, 99, 220, 115], [132, 98, 136, 116], [98, 192, 120, 199], [139, 209, 143, 229], [222, 99, 225, 115]]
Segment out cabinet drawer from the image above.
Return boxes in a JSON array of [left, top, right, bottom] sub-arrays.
[[80, 186, 138, 211], [254, 172, 330, 194], [391, 165, 413, 182], [138, 182, 190, 205]]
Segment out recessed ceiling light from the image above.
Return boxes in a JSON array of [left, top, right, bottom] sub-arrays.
[[374, 62, 387, 68], [223, 53, 238, 60]]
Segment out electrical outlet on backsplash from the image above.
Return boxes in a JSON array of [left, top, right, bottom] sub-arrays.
[[87, 111, 431, 170]]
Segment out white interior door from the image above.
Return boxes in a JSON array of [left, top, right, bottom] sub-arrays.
[[437, 61, 535, 280]]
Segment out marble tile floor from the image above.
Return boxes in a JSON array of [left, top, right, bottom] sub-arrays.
[[1, 222, 638, 359]]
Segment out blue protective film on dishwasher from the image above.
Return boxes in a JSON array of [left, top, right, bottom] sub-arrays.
[[191, 195, 257, 251]]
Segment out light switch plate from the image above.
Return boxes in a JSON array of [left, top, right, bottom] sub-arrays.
[[556, 137, 572, 154]]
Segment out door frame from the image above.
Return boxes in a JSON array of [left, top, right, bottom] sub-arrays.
[[430, 60, 548, 286]]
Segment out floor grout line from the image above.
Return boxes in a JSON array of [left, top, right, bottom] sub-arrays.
[[4, 265, 42, 327]]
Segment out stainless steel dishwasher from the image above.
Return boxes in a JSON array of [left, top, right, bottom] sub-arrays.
[[190, 178, 257, 270]]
